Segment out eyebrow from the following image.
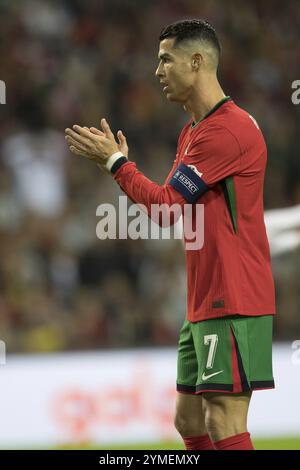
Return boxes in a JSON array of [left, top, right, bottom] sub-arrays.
[[158, 52, 172, 60]]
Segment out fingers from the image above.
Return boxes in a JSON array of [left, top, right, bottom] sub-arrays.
[[117, 129, 129, 157], [73, 125, 100, 141], [65, 120, 122, 164], [69, 145, 92, 159], [65, 135, 87, 152], [117, 130, 123, 142], [90, 127, 105, 137], [117, 130, 127, 144], [65, 128, 92, 147], [65, 132, 96, 161], [101, 118, 114, 139], [66, 121, 112, 143], [66, 125, 104, 147]]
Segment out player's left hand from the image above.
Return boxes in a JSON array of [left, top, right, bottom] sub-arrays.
[[65, 118, 122, 166]]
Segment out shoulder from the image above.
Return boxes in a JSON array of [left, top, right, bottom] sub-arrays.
[[216, 101, 265, 147], [197, 101, 265, 153], [191, 121, 242, 156]]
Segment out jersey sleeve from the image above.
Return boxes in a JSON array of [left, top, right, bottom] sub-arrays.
[[113, 161, 186, 227], [168, 125, 241, 202]]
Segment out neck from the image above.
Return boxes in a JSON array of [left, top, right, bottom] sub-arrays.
[[184, 76, 226, 123]]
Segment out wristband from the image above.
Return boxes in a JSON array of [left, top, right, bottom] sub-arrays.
[[106, 151, 127, 173]]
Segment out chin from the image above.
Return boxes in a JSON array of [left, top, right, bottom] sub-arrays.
[[166, 92, 179, 102]]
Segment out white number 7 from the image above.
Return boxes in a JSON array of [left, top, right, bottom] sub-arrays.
[[204, 334, 218, 369]]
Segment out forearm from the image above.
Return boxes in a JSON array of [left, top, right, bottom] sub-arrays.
[[108, 156, 185, 227], [64, 122, 186, 227]]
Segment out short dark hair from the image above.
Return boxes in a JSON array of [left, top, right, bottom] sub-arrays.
[[159, 19, 221, 61]]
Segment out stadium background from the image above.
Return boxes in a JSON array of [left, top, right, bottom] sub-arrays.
[[0, 0, 299, 449]]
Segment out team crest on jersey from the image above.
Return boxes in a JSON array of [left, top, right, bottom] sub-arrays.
[[188, 165, 203, 178]]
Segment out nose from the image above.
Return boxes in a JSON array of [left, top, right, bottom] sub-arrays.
[[155, 62, 163, 78]]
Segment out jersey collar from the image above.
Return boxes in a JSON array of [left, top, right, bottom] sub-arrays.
[[191, 96, 232, 129]]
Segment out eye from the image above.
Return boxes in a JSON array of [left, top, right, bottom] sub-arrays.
[[159, 57, 170, 64]]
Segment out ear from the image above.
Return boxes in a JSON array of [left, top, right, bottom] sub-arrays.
[[192, 53, 202, 70]]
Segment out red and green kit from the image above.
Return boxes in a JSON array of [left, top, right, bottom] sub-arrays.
[[113, 97, 276, 393]]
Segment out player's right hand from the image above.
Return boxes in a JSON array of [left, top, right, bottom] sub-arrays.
[[89, 125, 129, 158], [65, 119, 129, 174]]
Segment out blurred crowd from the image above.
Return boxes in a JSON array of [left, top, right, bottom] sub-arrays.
[[0, 0, 300, 353]]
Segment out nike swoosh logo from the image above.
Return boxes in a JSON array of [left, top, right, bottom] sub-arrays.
[[201, 370, 224, 381]]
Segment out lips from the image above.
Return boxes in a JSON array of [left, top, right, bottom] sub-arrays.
[[160, 81, 170, 93]]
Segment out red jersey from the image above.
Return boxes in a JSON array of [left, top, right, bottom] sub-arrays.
[[113, 97, 276, 322]]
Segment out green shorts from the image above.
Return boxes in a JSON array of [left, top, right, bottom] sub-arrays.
[[177, 315, 275, 394]]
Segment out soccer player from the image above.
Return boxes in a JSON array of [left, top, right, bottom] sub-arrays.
[[65, 19, 276, 451]]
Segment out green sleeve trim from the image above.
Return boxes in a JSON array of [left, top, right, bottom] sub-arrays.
[[220, 176, 238, 234]]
